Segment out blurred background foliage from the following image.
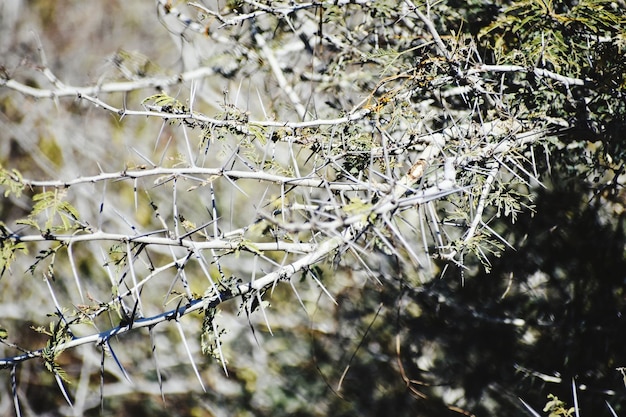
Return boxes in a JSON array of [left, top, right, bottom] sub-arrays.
[[1, 0, 626, 416]]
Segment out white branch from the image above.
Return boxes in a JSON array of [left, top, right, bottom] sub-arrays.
[[0, 67, 216, 98], [19, 165, 382, 192], [12, 230, 316, 254], [468, 64, 588, 87]]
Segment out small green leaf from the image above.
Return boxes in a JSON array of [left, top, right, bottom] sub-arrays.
[[249, 125, 268, 145], [0, 165, 25, 198], [142, 93, 185, 112], [0, 237, 28, 277]]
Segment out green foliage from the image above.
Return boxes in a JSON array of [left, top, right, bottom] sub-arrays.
[[142, 92, 187, 113], [0, 234, 28, 277], [16, 190, 80, 233], [25, 244, 64, 278], [543, 394, 575, 417], [481, 0, 626, 76], [0, 164, 25, 198], [35, 318, 72, 383], [201, 305, 227, 362]]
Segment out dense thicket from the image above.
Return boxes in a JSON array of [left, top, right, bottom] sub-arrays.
[[1, 1, 625, 416]]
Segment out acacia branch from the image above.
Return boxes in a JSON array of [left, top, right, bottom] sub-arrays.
[[9, 230, 316, 253], [468, 64, 588, 87], [0, 67, 216, 98], [0, 120, 446, 368], [18, 165, 382, 192]]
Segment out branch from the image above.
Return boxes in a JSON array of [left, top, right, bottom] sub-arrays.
[[162, 0, 372, 32], [0, 67, 216, 98], [18, 165, 383, 192], [0, 112, 465, 369], [468, 64, 588, 87], [9, 229, 315, 254], [16, 89, 371, 131]]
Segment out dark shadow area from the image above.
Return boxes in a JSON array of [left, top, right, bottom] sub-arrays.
[[393, 163, 626, 415]]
